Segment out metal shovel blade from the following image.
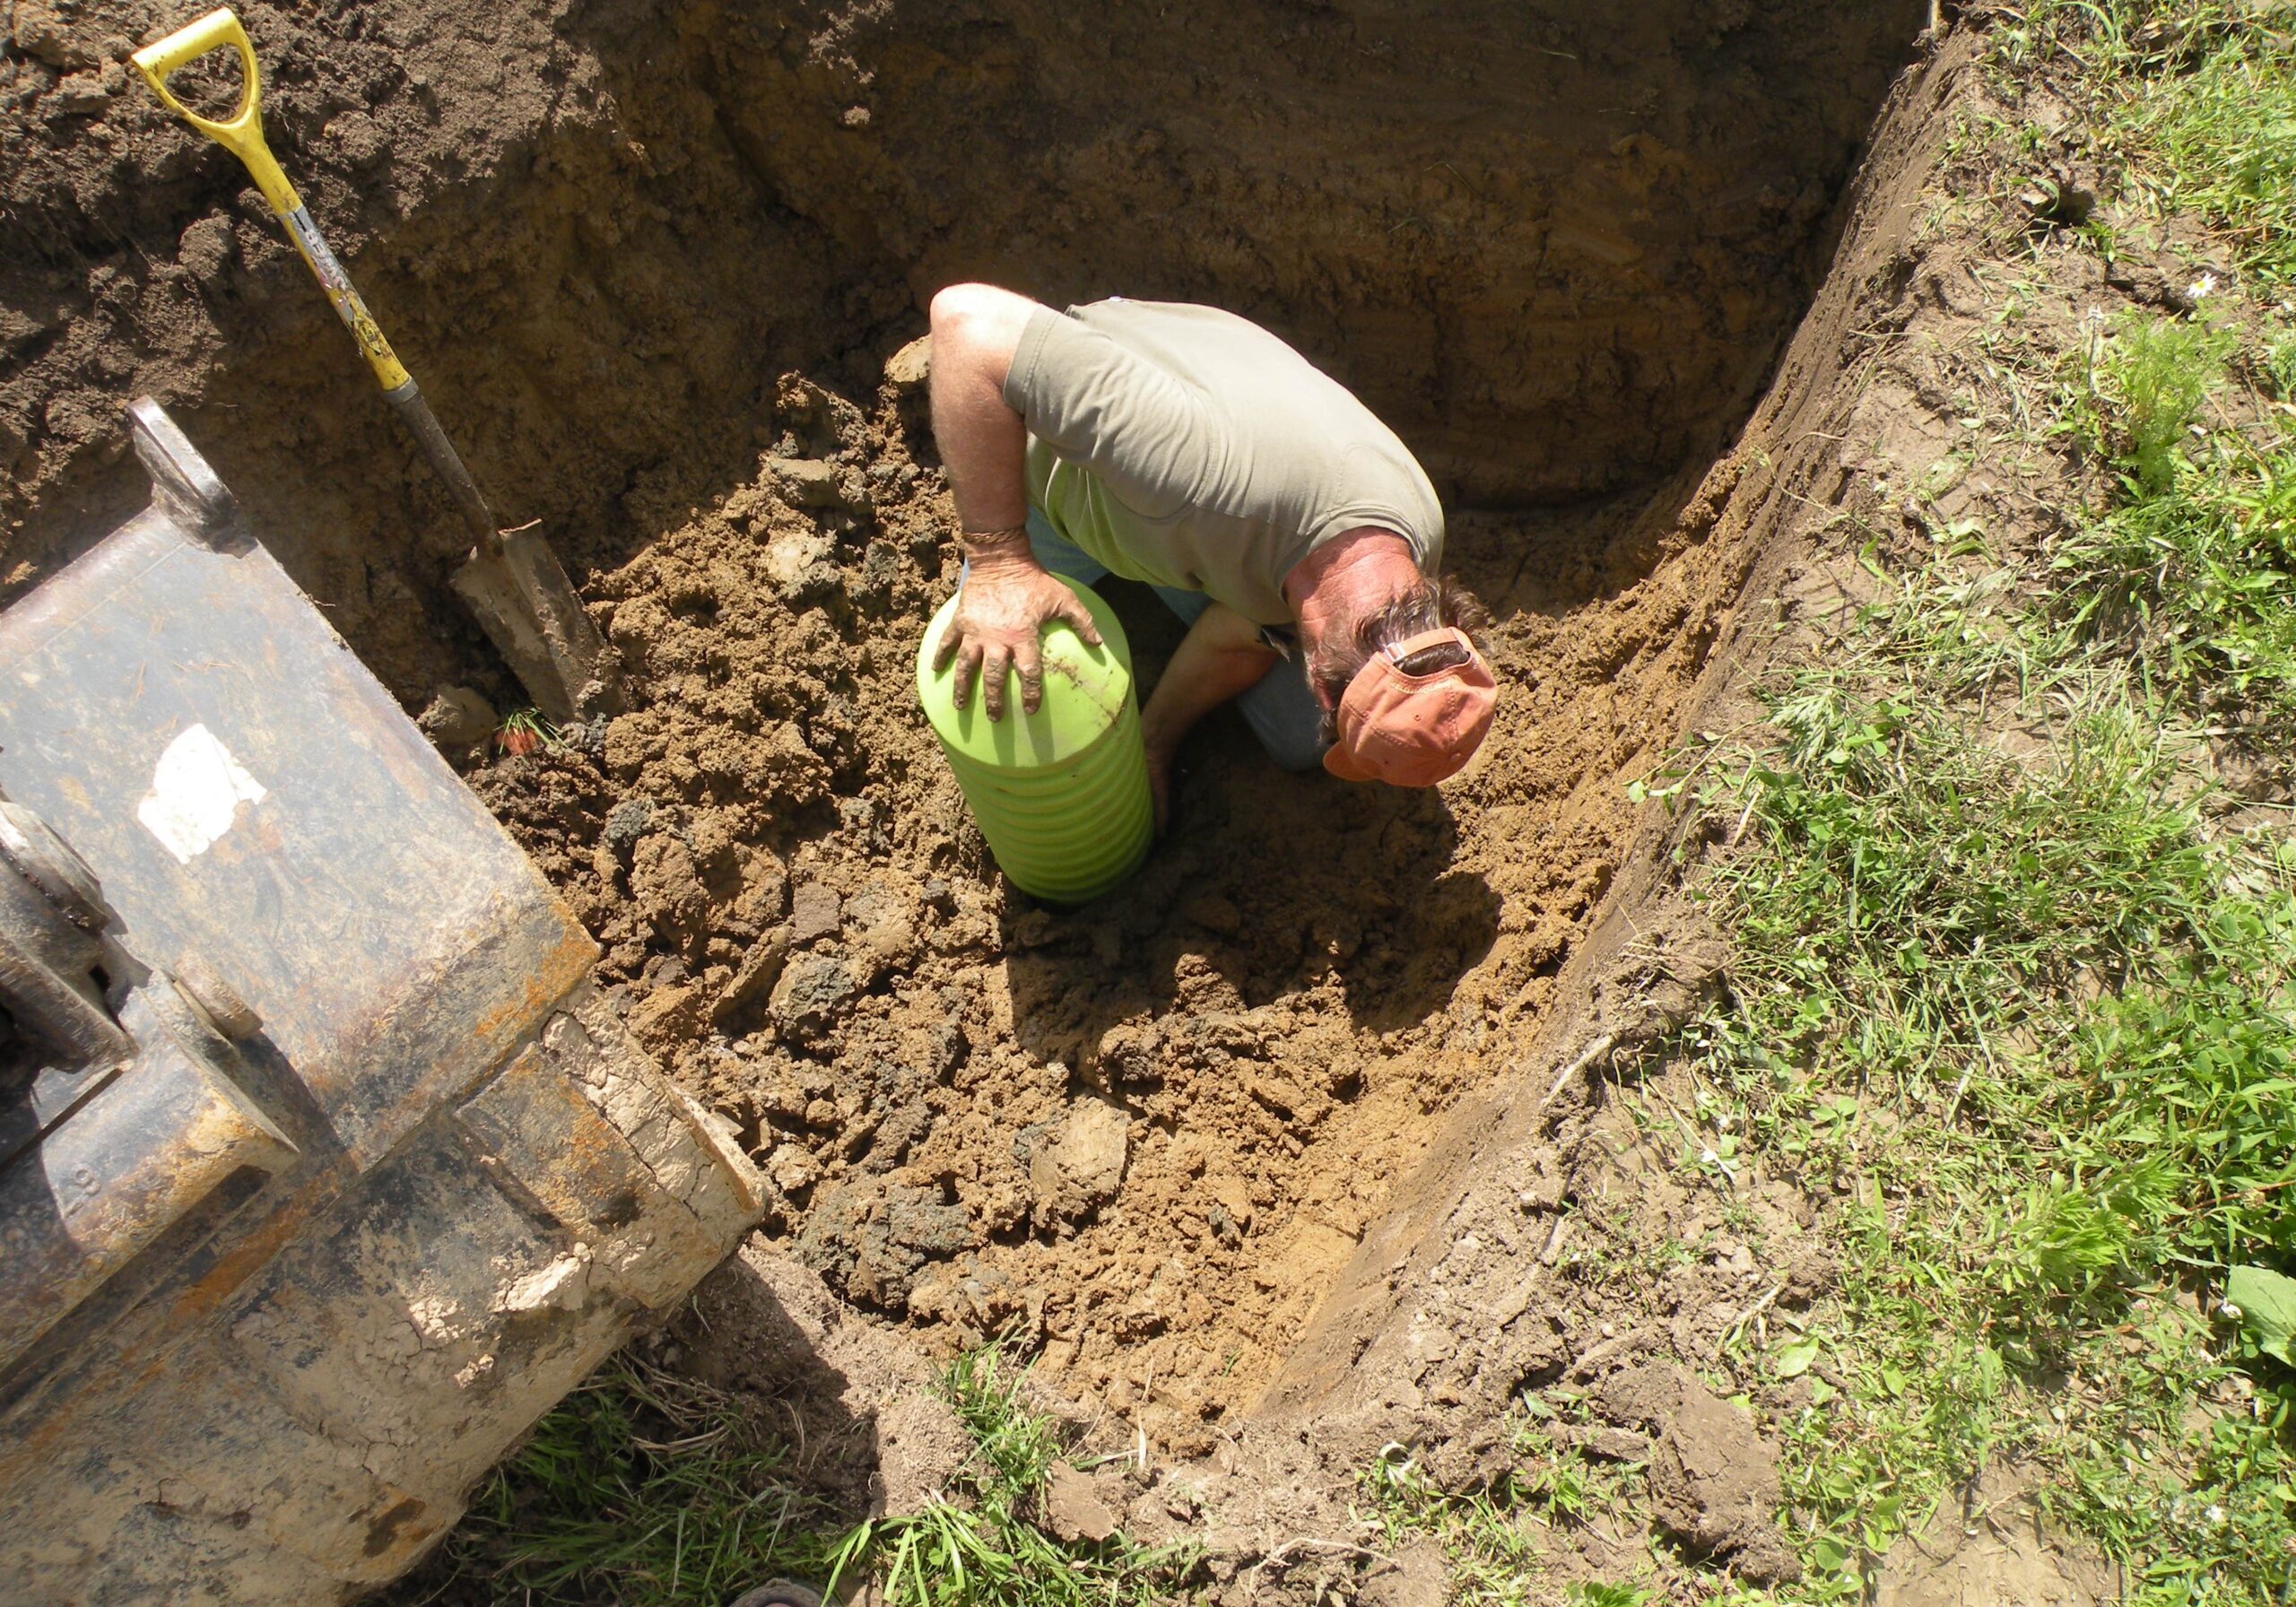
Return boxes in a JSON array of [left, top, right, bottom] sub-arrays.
[[451, 526, 622, 723]]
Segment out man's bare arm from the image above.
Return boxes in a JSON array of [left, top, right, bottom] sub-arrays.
[[1138, 602, 1279, 830], [926, 283, 1100, 717]]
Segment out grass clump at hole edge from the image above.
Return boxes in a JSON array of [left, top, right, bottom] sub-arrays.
[[424, 1346, 1194, 1607], [431, 1354, 847, 1605], [1646, 7, 2296, 1595], [2003, 1, 2296, 285], [1357, 1422, 1654, 1607], [826, 1346, 1196, 1607], [2057, 316, 2296, 748], [1683, 544, 2296, 1603]]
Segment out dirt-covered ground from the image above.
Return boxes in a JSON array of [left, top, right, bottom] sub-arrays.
[[460, 343, 1761, 1447], [1, 0, 1981, 1598]]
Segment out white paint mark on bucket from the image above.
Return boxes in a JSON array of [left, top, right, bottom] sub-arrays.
[[137, 724, 266, 864]]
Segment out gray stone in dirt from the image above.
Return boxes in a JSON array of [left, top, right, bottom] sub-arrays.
[[930, 1018, 969, 1078], [1043, 1463, 1120, 1545], [790, 881, 843, 945], [884, 1186, 976, 1256], [1028, 1094, 1129, 1228], [769, 952, 857, 1038], [861, 1098, 933, 1173], [1598, 1363, 1798, 1585], [602, 795, 654, 858], [416, 684, 496, 749]]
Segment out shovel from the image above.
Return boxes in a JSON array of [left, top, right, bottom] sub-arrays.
[[132, 8, 622, 723]]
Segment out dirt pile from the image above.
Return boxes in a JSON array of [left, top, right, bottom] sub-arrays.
[[468, 336, 1772, 1444]]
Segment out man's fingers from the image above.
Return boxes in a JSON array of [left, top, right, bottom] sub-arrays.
[[981, 644, 1011, 719], [1016, 642, 1046, 715], [949, 638, 981, 705], [931, 617, 963, 673], [1057, 592, 1103, 645]]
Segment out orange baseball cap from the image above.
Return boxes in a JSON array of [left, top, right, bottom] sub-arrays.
[[1322, 627, 1498, 786]]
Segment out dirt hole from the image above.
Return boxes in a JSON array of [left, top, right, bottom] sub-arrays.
[[3, 0, 1929, 1450]]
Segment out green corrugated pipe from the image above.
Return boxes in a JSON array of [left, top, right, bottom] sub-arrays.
[[916, 575, 1153, 905]]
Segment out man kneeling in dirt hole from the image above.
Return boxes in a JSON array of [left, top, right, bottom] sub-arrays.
[[928, 284, 1498, 821]]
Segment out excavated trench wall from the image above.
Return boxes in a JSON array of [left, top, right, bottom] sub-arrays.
[[7, 0, 1919, 691], [2, 0, 1924, 1439]]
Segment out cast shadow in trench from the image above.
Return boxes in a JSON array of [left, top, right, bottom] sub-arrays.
[[996, 580, 1500, 1080], [657, 1247, 892, 1517]]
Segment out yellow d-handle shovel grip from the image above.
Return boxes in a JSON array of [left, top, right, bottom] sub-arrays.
[[133, 10, 410, 393], [133, 10, 502, 551]]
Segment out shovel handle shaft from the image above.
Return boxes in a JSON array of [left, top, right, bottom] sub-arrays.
[[134, 9, 411, 393], [387, 380, 500, 551]]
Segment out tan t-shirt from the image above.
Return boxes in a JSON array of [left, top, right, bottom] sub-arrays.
[[1001, 299, 1445, 626]]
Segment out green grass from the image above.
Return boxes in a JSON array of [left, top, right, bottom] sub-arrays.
[[1631, 5, 2296, 1598], [1358, 1428, 1656, 1607], [430, 1355, 848, 1604], [1683, 560, 2296, 1598], [827, 1350, 1196, 1607], [416, 1349, 1193, 1607], [2000, 2, 2296, 284]]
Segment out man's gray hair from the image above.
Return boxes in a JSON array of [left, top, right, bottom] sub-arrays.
[[1310, 574, 1492, 738]]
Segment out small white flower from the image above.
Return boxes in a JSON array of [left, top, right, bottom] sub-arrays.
[[2188, 273, 2219, 301], [2206, 1504, 2228, 1525], [1700, 1146, 1720, 1166], [1716, 1112, 1736, 1131]]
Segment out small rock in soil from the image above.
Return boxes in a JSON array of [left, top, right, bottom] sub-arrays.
[[790, 881, 843, 945], [884, 1185, 975, 1255], [1043, 1463, 1120, 1544], [1028, 1094, 1130, 1229], [417, 684, 496, 749], [883, 334, 932, 393], [711, 925, 790, 1025], [770, 951, 857, 1038], [601, 795, 653, 858], [770, 456, 863, 510]]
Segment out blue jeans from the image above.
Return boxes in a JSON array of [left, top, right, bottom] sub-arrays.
[[1019, 508, 1327, 772]]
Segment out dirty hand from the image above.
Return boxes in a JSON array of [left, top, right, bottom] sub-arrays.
[[932, 543, 1102, 718]]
